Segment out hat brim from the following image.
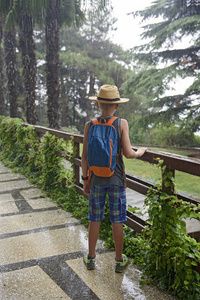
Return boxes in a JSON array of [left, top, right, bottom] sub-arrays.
[[89, 96, 129, 104]]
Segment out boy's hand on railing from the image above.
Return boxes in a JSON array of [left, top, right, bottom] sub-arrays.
[[136, 147, 147, 158]]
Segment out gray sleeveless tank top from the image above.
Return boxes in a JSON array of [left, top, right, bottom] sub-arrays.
[[88, 116, 126, 188]]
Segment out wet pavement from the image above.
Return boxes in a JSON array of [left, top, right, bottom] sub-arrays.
[[0, 161, 177, 299]]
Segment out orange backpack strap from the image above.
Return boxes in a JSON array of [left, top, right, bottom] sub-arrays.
[[106, 116, 118, 125], [91, 116, 118, 126], [91, 118, 99, 125]]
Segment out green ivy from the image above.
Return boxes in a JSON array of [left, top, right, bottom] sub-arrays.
[[0, 117, 73, 188], [143, 159, 200, 299]]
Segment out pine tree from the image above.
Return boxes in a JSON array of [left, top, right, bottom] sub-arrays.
[[81, 6, 131, 120], [125, 0, 200, 134], [59, 8, 131, 132]]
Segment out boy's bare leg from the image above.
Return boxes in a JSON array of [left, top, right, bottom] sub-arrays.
[[88, 221, 101, 257], [112, 223, 123, 261]]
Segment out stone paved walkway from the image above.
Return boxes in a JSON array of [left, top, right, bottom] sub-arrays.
[[0, 162, 177, 299]]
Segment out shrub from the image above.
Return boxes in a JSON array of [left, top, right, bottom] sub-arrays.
[[149, 126, 199, 147]]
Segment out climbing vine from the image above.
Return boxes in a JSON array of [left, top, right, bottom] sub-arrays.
[[142, 159, 200, 299]]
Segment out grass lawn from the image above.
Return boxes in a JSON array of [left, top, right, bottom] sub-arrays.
[[124, 155, 200, 200]]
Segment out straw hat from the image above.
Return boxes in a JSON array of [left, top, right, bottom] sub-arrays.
[[89, 85, 129, 104]]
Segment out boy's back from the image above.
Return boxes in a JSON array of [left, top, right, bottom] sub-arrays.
[[87, 115, 126, 190]]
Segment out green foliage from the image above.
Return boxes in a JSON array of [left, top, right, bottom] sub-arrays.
[[59, 0, 85, 28], [123, 0, 200, 136], [149, 125, 200, 147], [3, 0, 48, 29], [0, 117, 73, 189], [3, 0, 85, 30], [143, 159, 200, 299], [58, 9, 131, 132], [0, 117, 31, 168], [133, 0, 200, 50], [122, 225, 149, 266], [38, 133, 67, 189]]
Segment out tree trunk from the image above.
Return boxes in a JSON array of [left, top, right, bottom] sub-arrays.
[[87, 74, 95, 122], [4, 27, 18, 118], [0, 19, 5, 116], [19, 12, 37, 125], [45, 0, 60, 129], [60, 82, 67, 127]]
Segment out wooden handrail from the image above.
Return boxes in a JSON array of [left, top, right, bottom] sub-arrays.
[[133, 147, 200, 176], [24, 124, 200, 176], [23, 124, 200, 236]]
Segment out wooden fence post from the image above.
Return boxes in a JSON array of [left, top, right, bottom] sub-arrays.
[[74, 141, 80, 185], [162, 166, 175, 194]]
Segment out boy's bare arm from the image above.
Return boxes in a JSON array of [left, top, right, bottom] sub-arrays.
[[121, 119, 147, 158], [81, 122, 90, 195]]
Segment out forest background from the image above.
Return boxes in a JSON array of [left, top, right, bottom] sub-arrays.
[[0, 0, 200, 147]]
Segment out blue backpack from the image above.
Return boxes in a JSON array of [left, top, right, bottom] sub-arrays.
[[87, 116, 119, 179]]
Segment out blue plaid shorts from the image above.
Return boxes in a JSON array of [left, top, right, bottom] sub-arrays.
[[88, 185, 127, 223]]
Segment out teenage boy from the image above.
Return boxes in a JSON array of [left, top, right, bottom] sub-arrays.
[[81, 85, 147, 273]]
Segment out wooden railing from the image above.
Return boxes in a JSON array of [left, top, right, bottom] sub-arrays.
[[27, 124, 200, 239]]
